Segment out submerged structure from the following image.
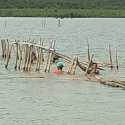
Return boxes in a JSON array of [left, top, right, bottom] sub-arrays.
[[0, 39, 125, 89]]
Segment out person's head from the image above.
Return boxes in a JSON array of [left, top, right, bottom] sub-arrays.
[[92, 63, 97, 68], [56, 62, 64, 71]]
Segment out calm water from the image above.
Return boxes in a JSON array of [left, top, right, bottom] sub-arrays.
[[0, 17, 125, 125]]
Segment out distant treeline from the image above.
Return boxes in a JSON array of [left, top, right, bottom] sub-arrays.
[[0, 0, 125, 17], [0, 9, 125, 18], [0, 0, 125, 9]]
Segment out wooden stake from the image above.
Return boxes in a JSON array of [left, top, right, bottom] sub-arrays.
[[28, 45, 33, 71], [3, 40, 7, 59], [44, 40, 55, 72], [25, 45, 31, 71], [35, 47, 40, 72], [85, 54, 94, 74], [67, 56, 75, 74], [38, 48, 42, 71], [67, 56, 78, 75], [41, 41, 44, 62], [5, 44, 13, 69], [1, 40, 4, 58], [5, 39, 9, 59], [48, 41, 55, 72], [109, 44, 113, 69], [14, 42, 19, 70], [116, 48, 119, 70], [72, 56, 78, 75], [18, 44, 23, 70], [87, 42, 90, 62], [37, 47, 42, 72], [5, 39, 9, 61], [23, 44, 28, 71]]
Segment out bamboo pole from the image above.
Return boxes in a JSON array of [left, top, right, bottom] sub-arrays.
[[85, 54, 94, 74], [28, 45, 33, 71], [44, 40, 55, 72], [35, 47, 40, 72], [2, 39, 7, 59], [67, 56, 78, 75], [5, 39, 9, 60], [67, 56, 75, 74], [1, 40, 4, 58], [41, 41, 44, 63], [84, 74, 125, 89], [14, 42, 19, 70], [109, 44, 113, 69], [36, 47, 42, 72], [47, 40, 55, 72], [87, 42, 90, 62], [1, 39, 5, 59], [72, 56, 78, 75], [38, 48, 42, 71], [115, 48, 119, 70], [5, 44, 13, 69], [4, 39, 9, 62], [18, 44, 23, 70], [23, 44, 28, 71], [25, 45, 31, 71]]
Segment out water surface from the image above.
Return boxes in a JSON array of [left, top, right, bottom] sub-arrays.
[[0, 17, 125, 125]]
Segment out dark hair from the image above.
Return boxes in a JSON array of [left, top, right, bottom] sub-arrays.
[[57, 65, 63, 70]]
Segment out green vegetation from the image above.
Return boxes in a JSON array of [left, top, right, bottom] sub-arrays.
[[0, 0, 125, 17], [0, 8, 125, 17]]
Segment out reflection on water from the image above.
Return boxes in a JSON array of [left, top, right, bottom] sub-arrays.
[[0, 18, 125, 125]]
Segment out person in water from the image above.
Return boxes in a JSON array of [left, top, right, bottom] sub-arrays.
[[85, 62, 100, 80], [52, 61, 64, 75]]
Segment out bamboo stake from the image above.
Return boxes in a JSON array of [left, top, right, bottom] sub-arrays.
[[38, 48, 42, 71], [14, 42, 19, 70], [4, 39, 9, 62], [36, 47, 42, 72], [1, 40, 4, 58], [72, 56, 78, 75], [109, 44, 113, 69], [85, 54, 94, 74], [35, 47, 40, 72], [23, 44, 28, 71], [67, 56, 78, 75], [44, 41, 55, 72], [5, 44, 13, 69], [67, 56, 75, 74], [25, 45, 31, 71], [5, 39, 9, 59], [44, 46, 51, 72], [28, 45, 33, 71], [115, 48, 119, 70], [47, 41, 55, 72], [87, 42, 90, 62], [18, 44, 23, 70], [3, 40, 6, 59], [41, 41, 44, 63]]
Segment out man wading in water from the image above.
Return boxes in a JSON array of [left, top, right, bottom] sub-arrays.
[[85, 62, 99, 80], [52, 61, 64, 75], [85, 62, 106, 84]]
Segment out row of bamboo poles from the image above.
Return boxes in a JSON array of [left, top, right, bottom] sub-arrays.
[[0, 39, 81, 75], [0, 39, 125, 89]]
